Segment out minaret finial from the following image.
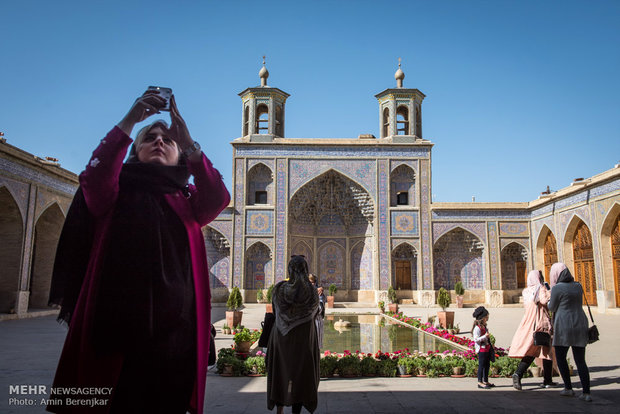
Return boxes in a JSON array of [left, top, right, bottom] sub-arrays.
[[259, 55, 269, 86], [395, 57, 405, 88]]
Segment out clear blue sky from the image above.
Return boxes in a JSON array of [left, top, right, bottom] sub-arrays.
[[2, 0, 619, 202]]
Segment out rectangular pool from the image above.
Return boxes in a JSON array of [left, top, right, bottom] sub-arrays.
[[322, 314, 461, 354]]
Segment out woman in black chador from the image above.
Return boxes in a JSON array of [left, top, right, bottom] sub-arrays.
[[267, 255, 320, 414]]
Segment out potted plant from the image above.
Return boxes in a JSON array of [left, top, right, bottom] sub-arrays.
[[244, 354, 266, 376], [387, 286, 399, 313], [233, 327, 253, 354], [397, 356, 413, 377], [378, 357, 397, 377], [222, 323, 231, 335], [337, 354, 361, 377], [415, 357, 429, 376], [327, 284, 337, 308], [256, 288, 264, 303], [226, 286, 243, 329], [454, 281, 465, 308], [360, 355, 378, 377], [265, 284, 274, 313], [436, 287, 454, 329], [378, 300, 385, 313], [320, 354, 339, 378], [216, 348, 245, 376]]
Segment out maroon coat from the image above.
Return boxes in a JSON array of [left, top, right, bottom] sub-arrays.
[[49, 127, 230, 413]]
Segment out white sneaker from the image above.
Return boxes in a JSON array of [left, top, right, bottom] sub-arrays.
[[560, 388, 575, 397], [579, 393, 592, 402]]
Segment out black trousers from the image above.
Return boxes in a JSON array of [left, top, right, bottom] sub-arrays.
[[515, 355, 553, 384], [555, 345, 590, 394], [477, 351, 490, 383]]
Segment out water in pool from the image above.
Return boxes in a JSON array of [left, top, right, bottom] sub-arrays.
[[322, 314, 460, 354]]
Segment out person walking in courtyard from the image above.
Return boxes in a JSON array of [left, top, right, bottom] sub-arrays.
[[308, 274, 325, 348], [472, 306, 494, 389], [48, 89, 230, 413], [548, 262, 592, 402], [509, 270, 556, 390], [267, 255, 320, 413]]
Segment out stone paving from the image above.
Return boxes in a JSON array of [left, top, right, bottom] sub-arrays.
[[1, 304, 619, 413]]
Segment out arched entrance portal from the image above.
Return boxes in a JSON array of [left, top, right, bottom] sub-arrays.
[[501, 242, 528, 290], [433, 228, 484, 290], [543, 231, 558, 283], [572, 221, 597, 305], [245, 242, 272, 290], [0, 187, 23, 313], [29, 204, 64, 310], [203, 227, 230, 289], [288, 170, 374, 292], [391, 243, 417, 290]]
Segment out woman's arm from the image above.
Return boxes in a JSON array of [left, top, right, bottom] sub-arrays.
[[80, 91, 167, 216], [186, 155, 230, 226], [473, 326, 488, 344]]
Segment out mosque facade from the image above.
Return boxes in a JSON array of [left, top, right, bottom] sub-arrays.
[[205, 63, 620, 311], [1, 65, 620, 317]]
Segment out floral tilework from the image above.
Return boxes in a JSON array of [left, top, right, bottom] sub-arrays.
[[390, 211, 419, 236], [289, 159, 376, 199], [432, 222, 487, 245], [378, 160, 389, 290], [233, 158, 245, 287], [488, 222, 499, 289], [499, 222, 529, 237], [275, 159, 287, 282], [246, 210, 273, 235], [420, 159, 431, 289]]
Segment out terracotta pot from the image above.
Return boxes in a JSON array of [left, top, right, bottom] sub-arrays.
[[452, 366, 464, 375], [437, 311, 455, 329], [456, 295, 464, 308], [326, 296, 335, 308], [235, 341, 251, 353], [226, 310, 243, 329], [388, 303, 399, 313]]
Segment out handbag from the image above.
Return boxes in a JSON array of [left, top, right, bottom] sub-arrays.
[[533, 303, 551, 347], [581, 285, 599, 344], [257, 312, 275, 348]]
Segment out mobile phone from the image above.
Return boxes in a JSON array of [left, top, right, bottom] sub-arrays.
[[147, 86, 172, 111]]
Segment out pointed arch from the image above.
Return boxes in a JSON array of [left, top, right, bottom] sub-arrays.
[[317, 241, 345, 289], [29, 203, 64, 309], [255, 103, 269, 134], [396, 105, 409, 135], [351, 239, 373, 290], [600, 202, 620, 307], [245, 242, 272, 289], [500, 242, 528, 290], [204, 226, 230, 289], [390, 164, 416, 207], [290, 167, 374, 203], [382, 107, 390, 138], [433, 227, 485, 290], [564, 216, 597, 305], [391, 242, 417, 290], [0, 186, 24, 312], [247, 162, 273, 205], [535, 224, 558, 282]]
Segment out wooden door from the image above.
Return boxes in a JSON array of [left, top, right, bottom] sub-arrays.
[[573, 222, 597, 305], [611, 214, 620, 306], [543, 232, 558, 283], [395, 261, 412, 290], [516, 261, 527, 289]]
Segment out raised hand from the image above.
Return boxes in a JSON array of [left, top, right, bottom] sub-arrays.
[[117, 90, 167, 136], [168, 94, 193, 148]]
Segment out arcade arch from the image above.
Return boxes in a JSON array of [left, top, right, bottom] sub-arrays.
[[391, 243, 417, 290], [500, 242, 528, 290], [247, 163, 273, 205], [564, 217, 597, 305], [203, 226, 230, 289], [0, 187, 23, 313], [29, 203, 64, 309], [245, 242, 272, 290], [390, 164, 415, 207], [433, 228, 485, 290], [600, 203, 620, 307]]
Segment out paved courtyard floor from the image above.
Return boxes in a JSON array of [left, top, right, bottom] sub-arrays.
[[1, 304, 619, 413]]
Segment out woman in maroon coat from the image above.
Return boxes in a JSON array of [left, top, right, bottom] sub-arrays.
[[48, 90, 230, 413]]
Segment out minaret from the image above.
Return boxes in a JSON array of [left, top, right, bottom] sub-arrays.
[[374, 58, 425, 141], [238, 56, 290, 141]]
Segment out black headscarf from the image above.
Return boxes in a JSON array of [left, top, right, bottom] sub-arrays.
[[557, 268, 575, 284], [49, 145, 192, 351], [272, 255, 319, 336]]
